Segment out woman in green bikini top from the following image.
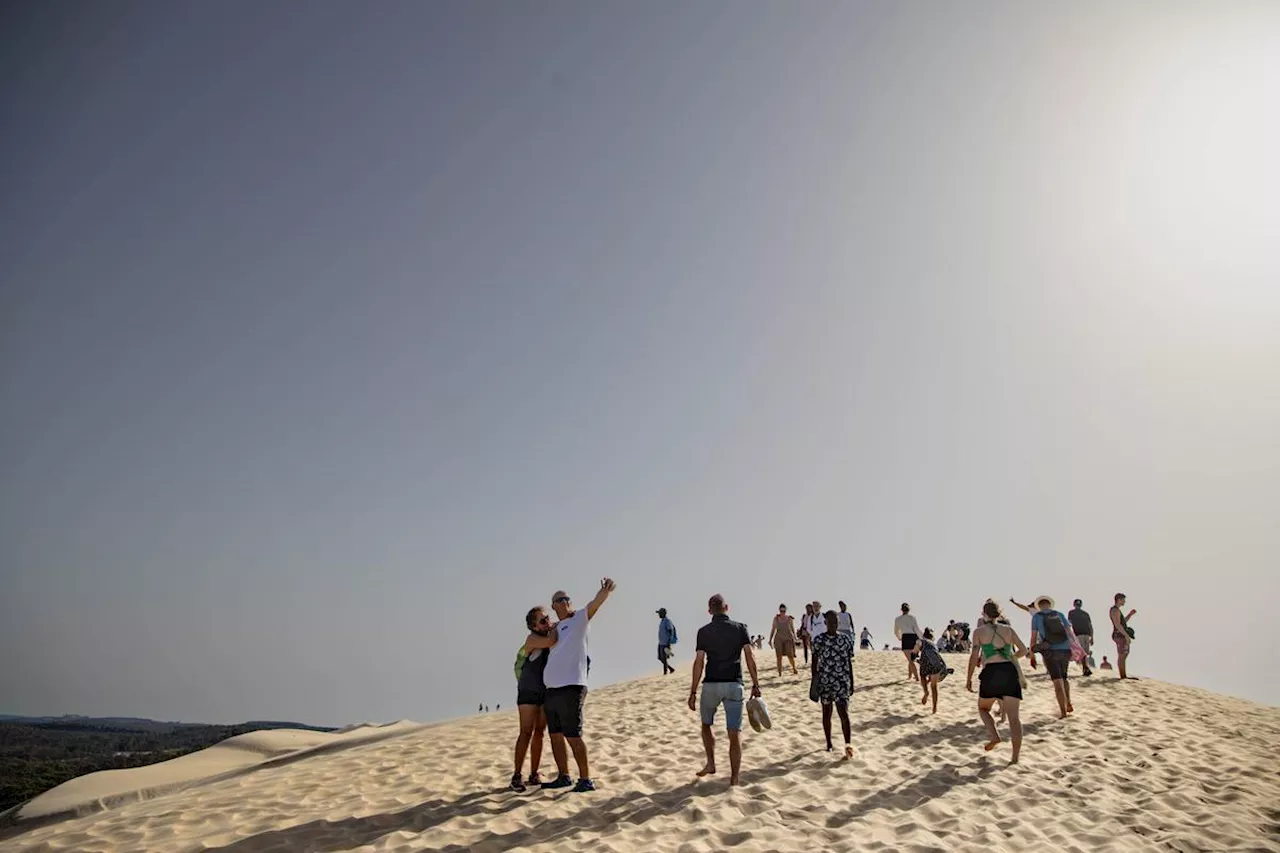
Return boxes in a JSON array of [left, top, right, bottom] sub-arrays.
[[966, 600, 1031, 764]]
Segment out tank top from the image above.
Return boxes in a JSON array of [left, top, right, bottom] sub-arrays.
[[518, 647, 549, 694], [774, 614, 796, 642]]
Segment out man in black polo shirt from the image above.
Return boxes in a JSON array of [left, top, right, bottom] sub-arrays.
[[688, 593, 761, 787]]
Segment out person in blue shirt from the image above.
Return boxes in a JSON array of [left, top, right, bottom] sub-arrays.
[[657, 608, 677, 675], [1028, 595, 1075, 719]]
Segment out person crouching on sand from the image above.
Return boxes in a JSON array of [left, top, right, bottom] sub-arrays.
[[812, 610, 856, 759], [511, 606, 556, 791], [916, 628, 952, 714], [967, 600, 1029, 764]]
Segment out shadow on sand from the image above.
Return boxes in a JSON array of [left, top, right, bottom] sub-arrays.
[[206, 752, 817, 853]]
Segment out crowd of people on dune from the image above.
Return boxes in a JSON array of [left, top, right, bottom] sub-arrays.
[[504, 580, 1138, 791]]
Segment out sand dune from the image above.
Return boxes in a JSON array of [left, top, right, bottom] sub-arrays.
[[3, 720, 423, 827], [3, 654, 1277, 852]]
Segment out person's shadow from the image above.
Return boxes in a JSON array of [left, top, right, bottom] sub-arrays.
[[203, 752, 816, 853]]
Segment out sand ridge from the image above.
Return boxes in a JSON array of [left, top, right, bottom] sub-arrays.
[[2, 654, 1278, 852]]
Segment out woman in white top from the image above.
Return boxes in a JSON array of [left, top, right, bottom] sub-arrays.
[[836, 601, 856, 637], [893, 603, 923, 683]]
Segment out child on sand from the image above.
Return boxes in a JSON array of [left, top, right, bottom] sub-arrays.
[[916, 628, 952, 714]]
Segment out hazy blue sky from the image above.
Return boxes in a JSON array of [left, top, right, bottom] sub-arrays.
[[2, 2, 1278, 724]]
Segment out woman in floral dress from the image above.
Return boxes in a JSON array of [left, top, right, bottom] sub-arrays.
[[915, 627, 953, 714], [810, 610, 856, 759]]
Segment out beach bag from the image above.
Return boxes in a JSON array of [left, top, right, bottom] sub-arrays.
[[1014, 658, 1029, 689], [1069, 636, 1086, 663], [809, 677, 820, 703], [513, 646, 528, 681]]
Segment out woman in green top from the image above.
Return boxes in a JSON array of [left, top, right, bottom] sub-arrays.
[[966, 600, 1029, 764]]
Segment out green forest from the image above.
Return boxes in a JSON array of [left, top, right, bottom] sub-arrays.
[[0, 718, 335, 814]]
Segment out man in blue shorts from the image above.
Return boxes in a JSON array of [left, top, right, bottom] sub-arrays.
[[688, 594, 761, 787]]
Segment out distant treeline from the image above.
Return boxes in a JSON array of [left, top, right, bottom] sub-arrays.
[[0, 718, 336, 814]]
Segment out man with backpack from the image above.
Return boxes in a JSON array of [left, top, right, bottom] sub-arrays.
[[657, 607, 678, 675], [1028, 595, 1075, 718]]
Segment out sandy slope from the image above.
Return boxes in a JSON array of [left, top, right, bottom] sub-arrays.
[[3, 654, 1277, 852]]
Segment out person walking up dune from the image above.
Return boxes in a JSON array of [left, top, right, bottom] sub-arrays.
[[689, 594, 761, 787], [657, 608, 677, 676], [1029, 595, 1075, 719], [798, 604, 813, 664], [894, 603, 922, 682], [915, 628, 952, 714], [1067, 598, 1094, 676], [541, 578, 616, 793], [836, 601, 855, 639], [811, 610, 856, 759], [768, 604, 799, 676], [967, 600, 1029, 763]]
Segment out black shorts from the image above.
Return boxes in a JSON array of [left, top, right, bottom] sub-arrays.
[[516, 689, 545, 707], [544, 685, 587, 737], [978, 662, 1023, 700], [901, 634, 919, 660], [1043, 649, 1072, 681]]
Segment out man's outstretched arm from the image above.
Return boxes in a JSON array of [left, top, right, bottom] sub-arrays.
[[586, 577, 617, 620]]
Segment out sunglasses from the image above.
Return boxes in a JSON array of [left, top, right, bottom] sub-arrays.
[[553, 596, 571, 604], [537, 615, 551, 624]]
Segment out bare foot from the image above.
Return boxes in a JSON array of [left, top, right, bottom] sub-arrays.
[[696, 764, 716, 777], [1009, 756, 1019, 765], [984, 738, 1002, 752], [843, 746, 854, 760], [921, 695, 929, 706], [1067, 703, 1074, 713], [729, 775, 741, 786]]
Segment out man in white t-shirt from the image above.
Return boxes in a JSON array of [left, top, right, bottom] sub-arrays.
[[540, 578, 616, 793], [893, 603, 922, 682], [804, 601, 825, 642]]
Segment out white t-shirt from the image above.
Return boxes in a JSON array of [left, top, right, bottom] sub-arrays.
[[837, 611, 855, 634], [803, 613, 823, 636], [894, 613, 921, 638], [544, 609, 590, 689]]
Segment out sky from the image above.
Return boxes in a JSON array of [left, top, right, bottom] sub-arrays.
[[2, 2, 1278, 725]]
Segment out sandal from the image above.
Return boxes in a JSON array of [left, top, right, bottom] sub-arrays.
[[509, 772, 526, 792], [527, 771, 542, 786]]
